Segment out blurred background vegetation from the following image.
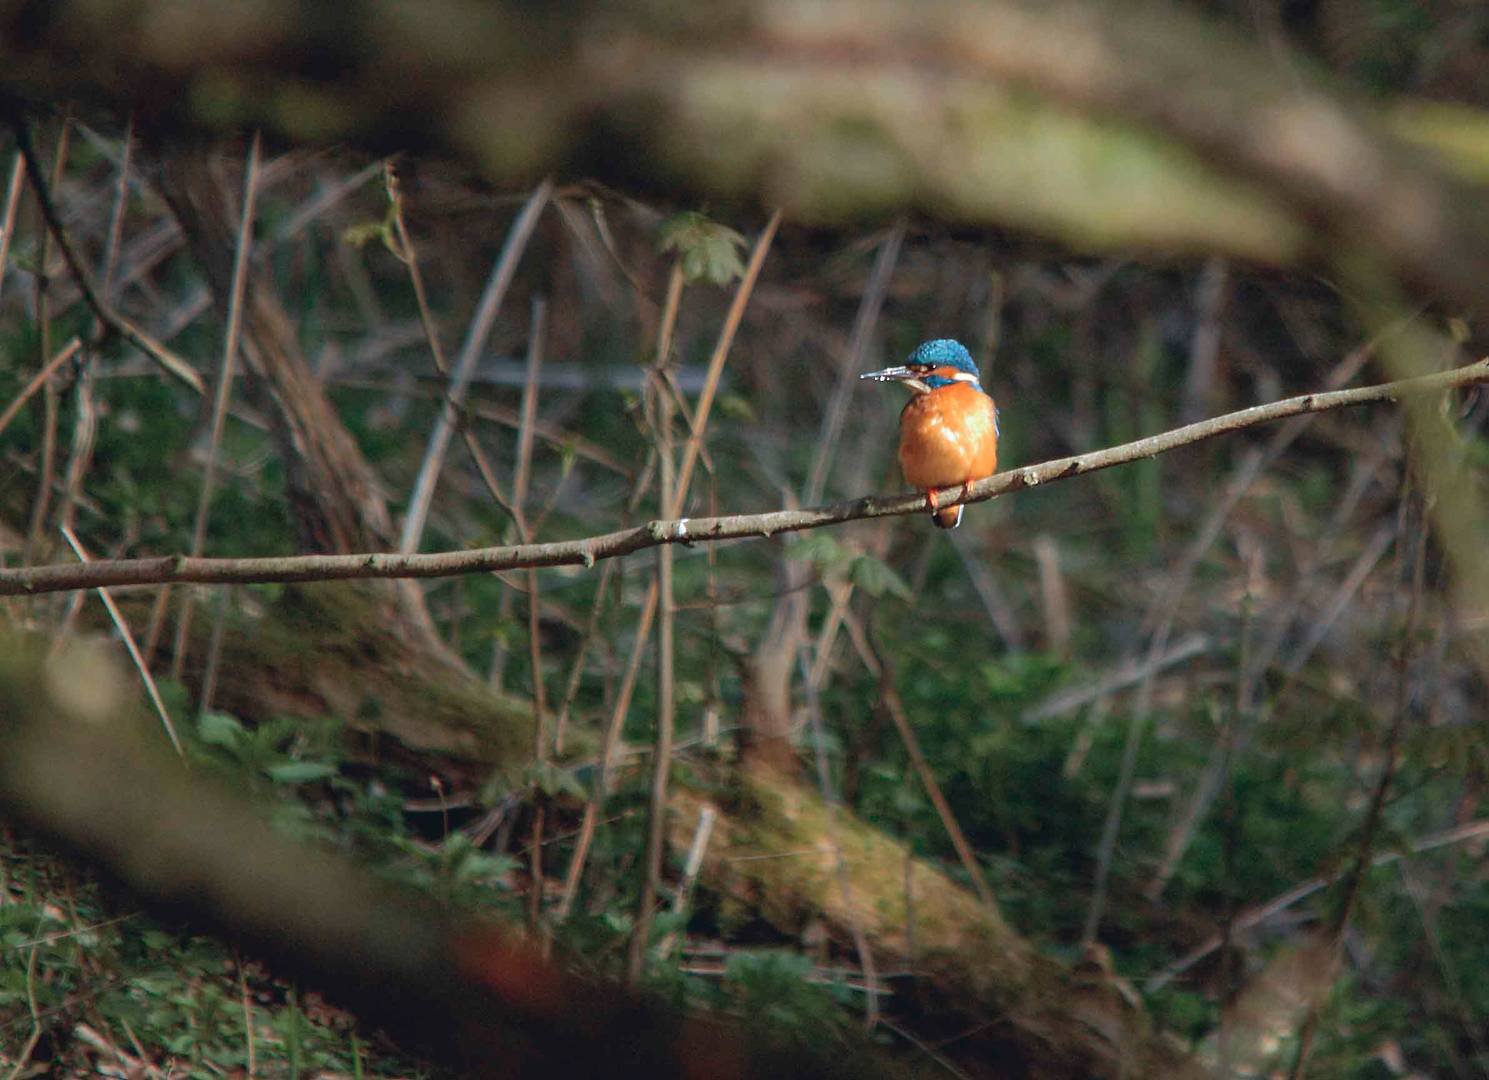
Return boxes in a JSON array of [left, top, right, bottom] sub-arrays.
[[2, 0, 1489, 1077]]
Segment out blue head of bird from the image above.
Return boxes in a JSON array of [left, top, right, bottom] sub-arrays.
[[858, 338, 984, 392]]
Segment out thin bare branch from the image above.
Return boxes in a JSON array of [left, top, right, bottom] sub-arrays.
[[1, 355, 1477, 604], [59, 527, 184, 759], [628, 376, 677, 983], [0, 337, 81, 440], [556, 215, 779, 919], [0, 151, 24, 307], [22, 118, 72, 566], [1024, 632, 1209, 724], [804, 220, 903, 504], [7, 117, 203, 393], [399, 178, 552, 554], [867, 634, 998, 913], [383, 162, 523, 532], [803, 651, 882, 1028], [672, 209, 782, 515], [172, 132, 262, 680], [1147, 814, 1489, 993], [552, 271, 683, 755]]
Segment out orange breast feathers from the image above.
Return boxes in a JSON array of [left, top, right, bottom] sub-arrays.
[[897, 382, 1000, 492]]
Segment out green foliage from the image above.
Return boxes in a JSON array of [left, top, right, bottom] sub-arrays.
[[658, 212, 747, 285], [0, 841, 430, 1078]]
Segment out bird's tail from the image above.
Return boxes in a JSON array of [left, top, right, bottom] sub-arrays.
[[932, 504, 963, 529]]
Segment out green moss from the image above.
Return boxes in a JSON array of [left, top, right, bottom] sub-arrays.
[[158, 583, 534, 783]]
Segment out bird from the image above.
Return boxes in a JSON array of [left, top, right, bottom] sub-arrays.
[[860, 339, 999, 529]]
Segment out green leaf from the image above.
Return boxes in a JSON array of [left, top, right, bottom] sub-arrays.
[[197, 711, 246, 749], [787, 533, 847, 570], [342, 217, 391, 251], [850, 554, 913, 601], [658, 212, 746, 285], [264, 761, 338, 784]]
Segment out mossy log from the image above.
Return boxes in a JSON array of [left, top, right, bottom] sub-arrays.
[[675, 766, 1201, 1079], [80, 580, 1201, 1076], [121, 582, 535, 781]]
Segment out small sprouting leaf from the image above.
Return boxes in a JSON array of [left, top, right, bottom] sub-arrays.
[[717, 392, 757, 423], [342, 217, 392, 251], [850, 554, 913, 601], [197, 711, 245, 749], [788, 533, 847, 570], [526, 760, 585, 800], [658, 212, 747, 285], [265, 761, 338, 784]]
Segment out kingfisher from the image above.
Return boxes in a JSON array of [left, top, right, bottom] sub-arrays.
[[860, 339, 999, 529]]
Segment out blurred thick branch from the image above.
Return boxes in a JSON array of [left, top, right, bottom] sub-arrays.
[[3, 357, 1485, 598], [0, 638, 886, 1080], [3, 1, 1489, 312]]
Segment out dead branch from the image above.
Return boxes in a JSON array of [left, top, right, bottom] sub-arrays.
[[5, 357, 1486, 598]]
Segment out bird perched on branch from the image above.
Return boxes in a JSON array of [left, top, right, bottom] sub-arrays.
[[861, 339, 999, 529]]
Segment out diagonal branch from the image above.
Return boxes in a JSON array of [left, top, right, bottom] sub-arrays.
[[7, 116, 205, 393], [4, 358, 1487, 599]]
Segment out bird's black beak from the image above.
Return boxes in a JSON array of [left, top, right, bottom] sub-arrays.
[[859, 365, 918, 383]]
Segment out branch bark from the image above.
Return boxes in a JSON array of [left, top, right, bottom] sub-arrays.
[[6, 357, 1486, 598]]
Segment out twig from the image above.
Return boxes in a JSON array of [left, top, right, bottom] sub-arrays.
[[59, 527, 184, 759], [99, 117, 133, 300], [7, 116, 203, 393], [55, 340, 97, 535], [556, 215, 779, 920], [5, 942, 42, 1080], [1032, 533, 1070, 657], [1180, 257, 1228, 424], [802, 650, 882, 1028], [4, 357, 1486, 598], [552, 560, 616, 755], [488, 300, 546, 688], [385, 161, 525, 531], [949, 528, 1025, 653], [671, 209, 782, 513], [513, 298, 545, 516], [1024, 632, 1209, 724], [0, 151, 24, 307], [399, 178, 552, 554], [73, 1022, 168, 1080], [521, 302, 549, 937], [172, 132, 261, 683], [199, 585, 231, 713], [553, 581, 657, 921], [0, 337, 81, 440], [657, 806, 716, 961], [628, 374, 677, 983], [238, 955, 257, 1079], [867, 634, 998, 913], [551, 270, 682, 754], [1148, 815, 1489, 994], [1287, 495, 1428, 1079], [804, 220, 903, 504], [22, 117, 71, 565]]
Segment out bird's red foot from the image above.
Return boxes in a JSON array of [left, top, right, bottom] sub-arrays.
[[926, 488, 941, 512]]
